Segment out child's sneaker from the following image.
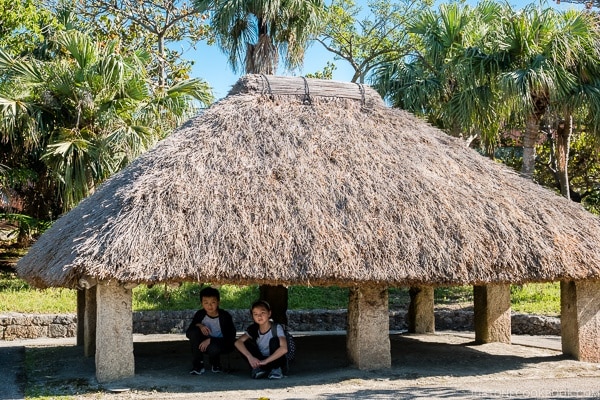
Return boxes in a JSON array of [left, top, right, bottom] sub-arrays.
[[251, 368, 267, 379], [211, 365, 223, 373], [189, 367, 205, 375], [268, 367, 283, 379]]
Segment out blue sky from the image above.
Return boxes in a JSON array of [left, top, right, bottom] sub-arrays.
[[180, 0, 584, 100]]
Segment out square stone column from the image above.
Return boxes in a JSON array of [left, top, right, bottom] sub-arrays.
[[95, 281, 134, 382], [474, 284, 511, 344], [83, 286, 97, 357], [561, 280, 600, 362], [347, 285, 391, 369], [407, 286, 435, 333], [77, 289, 85, 346]]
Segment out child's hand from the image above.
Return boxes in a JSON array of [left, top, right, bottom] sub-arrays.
[[248, 356, 261, 369], [197, 323, 211, 336], [199, 338, 211, 352]]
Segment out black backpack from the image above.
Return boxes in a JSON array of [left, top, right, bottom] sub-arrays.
[[273, 322, 296, 362]]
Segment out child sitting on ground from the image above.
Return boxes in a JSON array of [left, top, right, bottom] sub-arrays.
[[185, 286, 236, 374], [234, 300, 288, 379]]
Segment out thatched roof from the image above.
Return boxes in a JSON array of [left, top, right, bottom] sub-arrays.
[[16, 75, 600, 289]]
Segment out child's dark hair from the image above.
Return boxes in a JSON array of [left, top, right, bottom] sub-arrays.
[[250, 299, 271, 311], [200, 286, 220, 301]]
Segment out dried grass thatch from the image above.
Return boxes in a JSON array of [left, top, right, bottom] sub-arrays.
[[16, 75, 600, 289]]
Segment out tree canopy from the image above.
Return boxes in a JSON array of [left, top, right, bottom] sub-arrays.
[[195, 0, 325, 74]]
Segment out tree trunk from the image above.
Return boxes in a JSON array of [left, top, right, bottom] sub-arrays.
[[157, 34, 166, 88], [521, 114, 541, 179], [259, 284, 288, 324], [555, 116, 572, 200]]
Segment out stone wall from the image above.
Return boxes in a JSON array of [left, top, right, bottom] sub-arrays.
[[0, 309, 560, 341], [0, 313, 77, 340]]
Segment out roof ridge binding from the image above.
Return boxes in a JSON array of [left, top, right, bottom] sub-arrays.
[[228, 74, 385, 108]]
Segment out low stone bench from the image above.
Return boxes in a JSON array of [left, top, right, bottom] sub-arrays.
[[0, 309, 560, 340]]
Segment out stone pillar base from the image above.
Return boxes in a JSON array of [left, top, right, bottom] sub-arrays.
[[95, 281, 134, 382], [474, 284, 511, 344], [561, 280, 600, 363], [407, 286, 435, 333], [347, 285, 391, 369]]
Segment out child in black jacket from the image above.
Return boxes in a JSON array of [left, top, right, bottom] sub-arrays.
[[185, 287, 236, 374]]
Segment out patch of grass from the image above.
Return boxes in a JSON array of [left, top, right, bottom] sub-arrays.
[[289, 286, 349, 309], [1, 272, 560, 316], [511, 282, 560, 316], [0, 271, 76, 313], [132, 283, 259, 311], [132, 282, 202, 311], [434, 286, 474, 305]]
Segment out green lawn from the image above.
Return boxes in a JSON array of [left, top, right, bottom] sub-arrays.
[[0, 271, 560, 315]]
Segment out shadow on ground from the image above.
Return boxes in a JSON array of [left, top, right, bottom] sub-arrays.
[[19, 331, 595, 399]]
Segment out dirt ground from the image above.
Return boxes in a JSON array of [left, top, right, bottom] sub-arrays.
[[4, 331, 600, 400]]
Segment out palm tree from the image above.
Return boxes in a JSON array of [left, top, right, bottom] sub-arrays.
[[373, 1, 508, 151], [491, 5, 600, 181], [376, 3, 600, 192], [194, 0, 325, 74], [194, 0, 325, 323], [0, 29, 213, 211], [537, 9, 600, 199]]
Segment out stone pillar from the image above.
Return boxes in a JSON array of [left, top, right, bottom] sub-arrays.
[[347, 285, 391, 369], [77, 289, 85, 346], [474, 284, 511, 344], [95, 281, 134, 382], [83, 286, 97, 357], [259, 285, 288, 325], [561, 280, 600, 362], [407, 286, 435, 333]]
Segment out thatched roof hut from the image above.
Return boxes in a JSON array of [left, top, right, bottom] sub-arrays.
[[16, 75, 600, 381], [16, 76, 600, 288]]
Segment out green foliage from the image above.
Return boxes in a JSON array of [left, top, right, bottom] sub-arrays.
[[511, 283, 560, 316], [69, 0, 212, 86], [195, 0, 324, 74], [433, 286, 473, 304], [0, 272, 76, 313], [132, 283, 260, 311], [0, 273, 560, 316], [374, 0, 600, 183], [0, 28, 212, 212], [0, 0, 57, 55], [317, 0, 430, 83], [305, 61, 337, 80], [0, 214, 52, 245], [532, 129, 600, 214], [373, 0, 509, 144], [288, 286, 349, 309]]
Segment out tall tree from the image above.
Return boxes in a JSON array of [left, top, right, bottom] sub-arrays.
[[195, 0, 325, 74], [375, 2, 600, 192], [194, 0, 325, 323], [0, 29, 212, 212], [62, 0, 210, 87], [316, 0, 430, 83], [373, 0, 508, 148], [539, 10, 600, 199], [492, 5, 600, 181], [0, 0, 56, 55]]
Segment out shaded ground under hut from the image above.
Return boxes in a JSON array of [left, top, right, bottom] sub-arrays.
[[16, 75, 600, 382]]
